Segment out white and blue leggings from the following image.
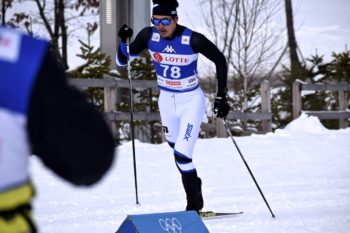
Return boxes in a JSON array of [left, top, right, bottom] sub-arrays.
[[158, 88, 205, 174]]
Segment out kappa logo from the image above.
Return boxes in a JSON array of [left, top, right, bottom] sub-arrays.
[[159, 217, 182, 233], [163, 45, 176, 53]]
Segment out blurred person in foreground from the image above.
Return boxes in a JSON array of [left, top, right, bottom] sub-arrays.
[[0, 26, 115, 233], [116, 0, 229, 213]]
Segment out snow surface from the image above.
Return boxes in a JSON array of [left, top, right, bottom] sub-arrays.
[[31, 114, 350, 233]]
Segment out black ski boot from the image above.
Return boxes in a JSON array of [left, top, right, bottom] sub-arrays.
[[181, 171, 204, 213], [197, 177, 204, 210]]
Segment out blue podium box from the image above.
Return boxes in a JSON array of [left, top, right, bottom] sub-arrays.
[[116, 211, 210, 233]]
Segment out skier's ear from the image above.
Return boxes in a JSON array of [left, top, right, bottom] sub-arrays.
[[174, 16, 179, 23]]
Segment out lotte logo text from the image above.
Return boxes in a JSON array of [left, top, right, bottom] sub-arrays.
[[153, 53, 190, 64]]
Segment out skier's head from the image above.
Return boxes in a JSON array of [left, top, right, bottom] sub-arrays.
[[151, 0, 179, 38]]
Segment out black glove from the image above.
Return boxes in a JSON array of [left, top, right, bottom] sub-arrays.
[[213, 92, 230, 118], [118, 24, 133, 43]]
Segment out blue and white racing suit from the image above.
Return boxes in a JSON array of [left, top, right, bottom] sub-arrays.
[[117, 24, 227, 211], [117, 25, 227, 173]]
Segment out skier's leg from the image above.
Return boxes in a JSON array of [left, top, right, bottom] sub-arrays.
[[158, 89, 205, 212], [175, 145, 204, 212], [158, 91, 179, 147], [180, 170, 203, 212], [173, 89, 205, 212], [173, 88, 205, 170]]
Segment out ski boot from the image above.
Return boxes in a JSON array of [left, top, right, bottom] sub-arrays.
[[182, 171, 204, 213]]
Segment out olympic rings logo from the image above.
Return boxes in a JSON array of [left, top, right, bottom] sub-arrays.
[[159, 217, 182, 233]]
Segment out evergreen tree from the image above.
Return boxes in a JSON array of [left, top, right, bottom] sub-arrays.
[[117, 51, 163, 143], [330, 50, 350, 83], [272, 49, 350, 129], [67, 40, 117, 110]]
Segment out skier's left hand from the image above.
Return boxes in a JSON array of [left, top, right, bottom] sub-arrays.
[[213, 92, 230, 118]]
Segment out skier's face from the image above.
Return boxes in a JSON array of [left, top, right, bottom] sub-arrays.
[[152, 15, 178, 38]]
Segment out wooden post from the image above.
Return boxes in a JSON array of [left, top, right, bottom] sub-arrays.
[[338, 83, 348, 128], [104, 78, 117, 136], [215, 118, 227, 138], [261, 80, 271, 132], [292, 81, 301, 119]]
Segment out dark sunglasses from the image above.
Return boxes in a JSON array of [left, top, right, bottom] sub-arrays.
[[151, 17, 172, 26]]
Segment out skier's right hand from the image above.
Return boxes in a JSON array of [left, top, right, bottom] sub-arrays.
[[213, 92, 230, 118], [118, 24, 133, 43]]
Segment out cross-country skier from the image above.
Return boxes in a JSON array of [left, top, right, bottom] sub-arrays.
[[0, 26, 115, 233], [116, 0, 230, 213]]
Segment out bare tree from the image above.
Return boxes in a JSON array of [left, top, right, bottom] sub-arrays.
[[5, 0, 99, 70], [284, 0, 302, 81], [1, 0, 13, 25], [200, 0, 285, 113]]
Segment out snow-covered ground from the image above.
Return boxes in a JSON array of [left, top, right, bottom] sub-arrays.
[[31, 114, 350, 233]]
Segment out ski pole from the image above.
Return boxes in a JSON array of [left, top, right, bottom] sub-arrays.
[[222, 119, 275, 218], [126, 37, 140, 205]]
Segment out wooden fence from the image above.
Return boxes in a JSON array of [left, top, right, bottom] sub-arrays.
[[292, 80, 350, 128], [69, 78, 272, 139]]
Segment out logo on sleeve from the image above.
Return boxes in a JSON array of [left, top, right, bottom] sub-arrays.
[[181, 36, 190, 45], [151, 32, 160, 42], [0, 30, 21, 62]]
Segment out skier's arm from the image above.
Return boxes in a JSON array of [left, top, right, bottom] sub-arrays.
[[27, 50, 115, 186], [116, 27, 153, 66], [191, 32, 228, 95]]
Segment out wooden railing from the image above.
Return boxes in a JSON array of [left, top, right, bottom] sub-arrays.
[[292, 80, 350, 128], [69, 78, 273, 138]]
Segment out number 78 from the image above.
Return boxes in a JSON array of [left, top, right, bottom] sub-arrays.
[[160, 64, 181, 79]]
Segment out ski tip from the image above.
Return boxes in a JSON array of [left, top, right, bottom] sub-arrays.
[[200, 211, 244, 219]]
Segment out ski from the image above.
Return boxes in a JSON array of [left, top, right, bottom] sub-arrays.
[[200, 211, 244, 220]]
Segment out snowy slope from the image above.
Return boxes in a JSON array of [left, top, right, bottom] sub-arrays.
[[31, 114, 350, 232]]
